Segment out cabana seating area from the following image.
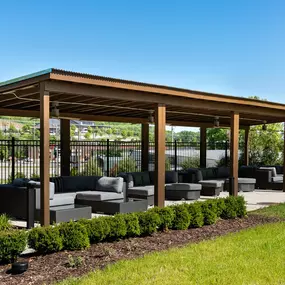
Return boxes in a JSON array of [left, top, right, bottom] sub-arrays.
[[0, 68, 285, 227]]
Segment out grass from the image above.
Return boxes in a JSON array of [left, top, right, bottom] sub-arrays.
[[59, 222, 285, 285], [251, 203, 285, 219]]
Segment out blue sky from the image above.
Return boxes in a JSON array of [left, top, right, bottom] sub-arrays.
[[1, 0, 285, 105]]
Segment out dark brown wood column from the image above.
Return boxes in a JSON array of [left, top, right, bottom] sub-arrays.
[[60, 119, 71, 176], [40, 83, 50, 226], [230, 112, 239, 196], [154, 104, 166, 207], [244, 127, 250, 166], [141, 123, 149, 172], [200, 126, 207, 168]]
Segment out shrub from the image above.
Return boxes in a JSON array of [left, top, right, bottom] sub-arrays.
[[171, 204, 191, 230], [59, 221, 90, 250], [0, 214, 11, 231], [137, 211, 160, 236], [0, 230, 27, 263], [221, 196, 238, 219], [28, 226, 63, 253], [200, 201, 218, 225], [81, 158, 103, 176], [165, 157, 171, 171], [112, 158, 137, 176], [123, 213, 140, 237], [215, 198, 226, 217], [78, 217, 110, 243], [150, 207, 175, 231], [186, 203, 204, 228], [180, 156, 200, 170], [107, 215, 127, 240], [235, 196, 247, 218]]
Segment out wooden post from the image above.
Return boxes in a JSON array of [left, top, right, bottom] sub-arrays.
[[40, 83, 50, 226], [244, 127, 250, 166], [141, 123, 149, 172], [283, 123, 285, 192], [60, 119, 71, 176], [154, 104, 166, 207], [200, 127, 207, 168], [230, 112, 239, 196]]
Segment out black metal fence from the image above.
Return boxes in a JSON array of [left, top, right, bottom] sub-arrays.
[[0, 138, 240, 183]]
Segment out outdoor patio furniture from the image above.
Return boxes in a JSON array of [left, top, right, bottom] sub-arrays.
[[199, 180, 224, 196], [224, 177, 256, 192], [74, 198, 148, 215], [165, 183, 201, 200], [35, 204, 92, 223]]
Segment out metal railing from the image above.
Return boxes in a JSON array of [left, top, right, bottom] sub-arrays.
[[0, 138, 242, 183]]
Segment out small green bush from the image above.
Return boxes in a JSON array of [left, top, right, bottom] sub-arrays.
[[78, 217, 110, 243], [137, 211, 160, 236], [0, 214, 11, 231], [28, 226, 63, 253], [59, 221, 90, 250], [123, 213, 140, 237], [221, 196, 238, 219], [200, 201, 218, 225], [179, 156, 200, 170], [235, 196, 247, 218], [150, 207, 175, 231], [107, 215, 127, 240], [171, 204, 191, 230], [0, 230, 27, 263], [215, 198, 226, 217], [186, 203, 204, 228]]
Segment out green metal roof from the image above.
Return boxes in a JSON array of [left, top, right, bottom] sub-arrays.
[[0, 68, 52, 87]]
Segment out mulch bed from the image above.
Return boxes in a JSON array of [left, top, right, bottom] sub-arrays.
[[0, 214, 282, 285]]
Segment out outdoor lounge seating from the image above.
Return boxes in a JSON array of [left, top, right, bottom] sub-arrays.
[[119, 171, 202, 204]]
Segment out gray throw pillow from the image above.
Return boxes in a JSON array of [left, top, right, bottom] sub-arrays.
[[96, 177, 123, 193], [12, 178, 30, 187]]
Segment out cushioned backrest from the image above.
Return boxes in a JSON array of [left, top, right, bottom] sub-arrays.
[[29, 181, 55, 200], [184, 168, 203, 183], [50, 177, 63, 193], [131, 172, 151, 186], [200, 168, 217, 180], [216, 167, 230, 179], [239, 166, 257, 178], [165, 171, 178, 183], [96, 177, 123, 193], [62, 176, 101, 192], [118, 173, 134, 188]]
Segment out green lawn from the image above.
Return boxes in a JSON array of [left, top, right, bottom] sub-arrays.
[[251, 203, 285, 219], [59, 222, 285, 285]]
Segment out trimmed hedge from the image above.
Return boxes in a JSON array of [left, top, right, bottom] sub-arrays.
[[28, 226, 63, 253], [0, 230, 27, 263], [21, 196, 247, 260]]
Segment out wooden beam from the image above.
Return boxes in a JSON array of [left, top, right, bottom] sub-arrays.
[[40, 83, 50, 226], [230, 112, 239, 196], [60, 119, 71, 176], [141, 123, 149, 171], [200, 127, 207, 168], [154, 104, 166, 207], [44, 81, 285, 118], [244, 127, 250, 166]]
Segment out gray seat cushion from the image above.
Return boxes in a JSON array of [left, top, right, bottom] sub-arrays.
[[260, 167, 277, 177], [199, 180, 224, 188], [272, 176, 283, 182], [76, 191, 123, 201], [225, 178, 256, 184], [127, 185, 154, 196], [165, 183, 201, 191], [36, 192, 76, 209], [95, 177, 123, 193]]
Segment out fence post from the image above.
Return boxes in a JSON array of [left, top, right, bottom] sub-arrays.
[[106, 139, 110, 176], [225, 140, 228, 167], [174, 140, 177, 171], [11, 137, 15, 181]]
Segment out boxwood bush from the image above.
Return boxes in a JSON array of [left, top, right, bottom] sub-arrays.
[[186, 203, 204, 228], [0, 230, 27, 263], [171, 204, 191, 230], [28, 225, 63, 253], [107, 215, 127, 240], [59, 221, 90, 250], [137, 211, 160, 235], [123, 213, 141, 237], [150, 207, 175, 231], [200, 201, 218, 225]]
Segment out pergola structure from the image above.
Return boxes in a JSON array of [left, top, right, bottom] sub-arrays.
[[1, 68, 285, 226]]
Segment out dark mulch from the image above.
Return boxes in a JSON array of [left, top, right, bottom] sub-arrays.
[[0, 214, 282, 285]]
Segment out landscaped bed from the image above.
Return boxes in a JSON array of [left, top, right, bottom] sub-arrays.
[[0, 197, 283, 284]]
